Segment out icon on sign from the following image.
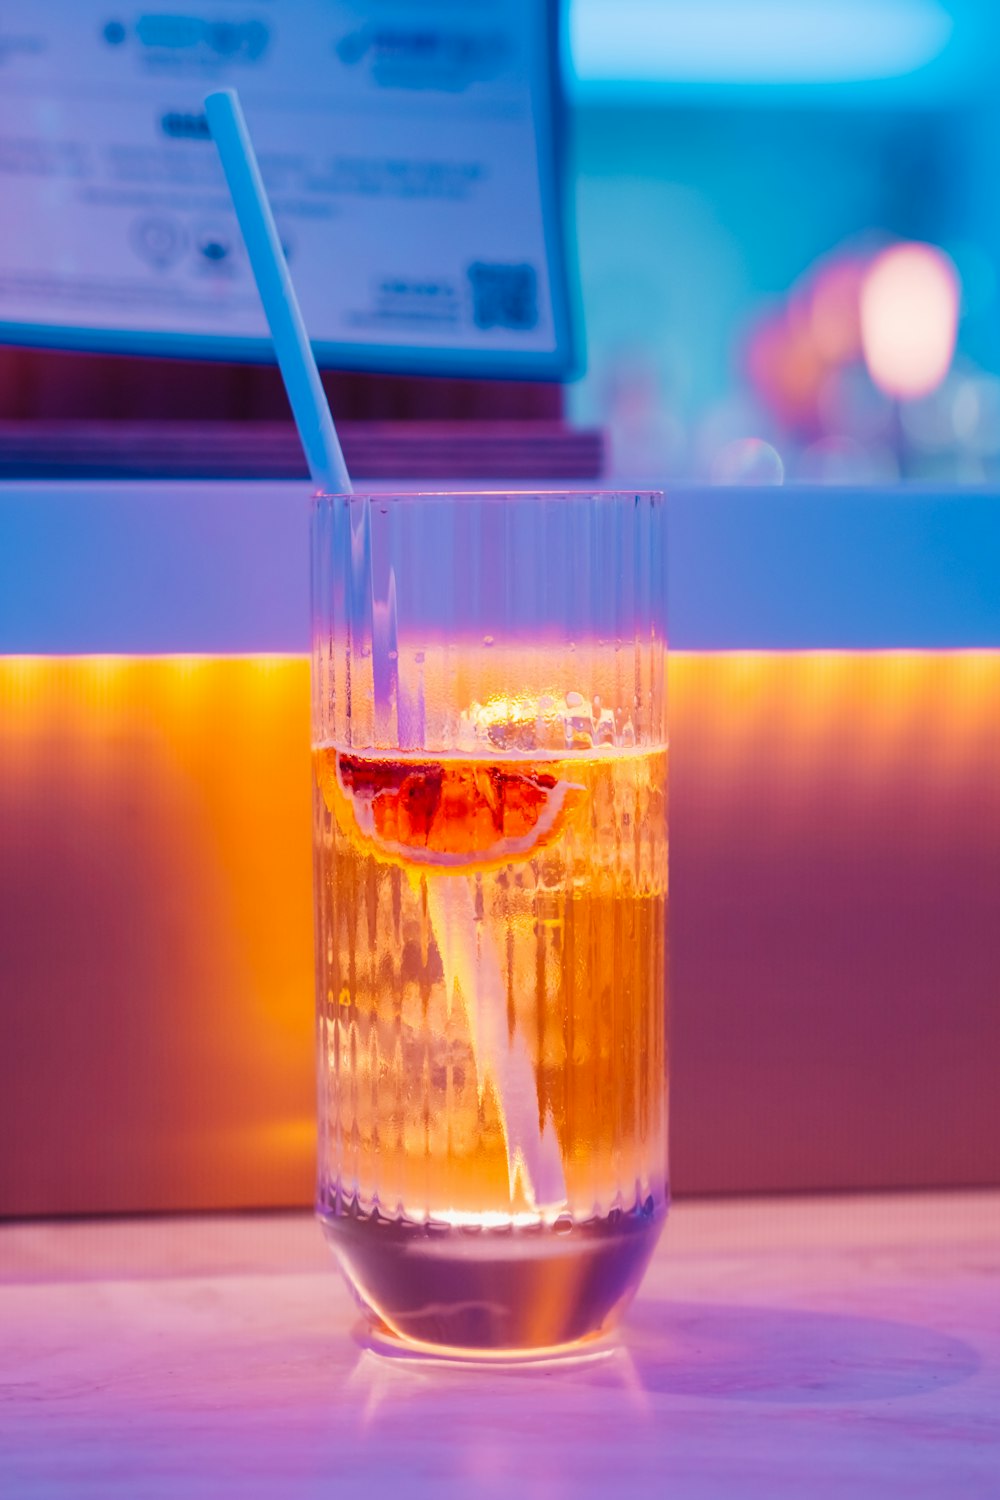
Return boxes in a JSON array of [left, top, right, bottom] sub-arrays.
[[130, 214, 186, 270], [193, 225, 238, 273]]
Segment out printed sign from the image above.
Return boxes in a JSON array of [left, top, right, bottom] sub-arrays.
[[0, 2, 575, 374]]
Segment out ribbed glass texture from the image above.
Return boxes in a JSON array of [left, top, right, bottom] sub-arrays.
[[311, 491, 667, 1355]]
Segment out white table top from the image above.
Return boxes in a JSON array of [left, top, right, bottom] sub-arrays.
[[2, 1191, 998, 1498]]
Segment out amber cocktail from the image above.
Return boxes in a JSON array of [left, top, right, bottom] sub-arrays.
[[312, 491, 667, 1356]]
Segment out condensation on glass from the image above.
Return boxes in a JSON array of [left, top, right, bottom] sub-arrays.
[[311, 490, 667, 1356]]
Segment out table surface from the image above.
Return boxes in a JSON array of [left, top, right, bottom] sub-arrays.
[[2, 1192, 998, 1499]]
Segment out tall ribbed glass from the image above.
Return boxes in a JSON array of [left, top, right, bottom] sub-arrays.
[[311, 490, 667, 1356]]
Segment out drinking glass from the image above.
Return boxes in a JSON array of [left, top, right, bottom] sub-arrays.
[[311, 490, 667, 1357]]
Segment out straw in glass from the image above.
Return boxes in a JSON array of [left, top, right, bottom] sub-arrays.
[[204, 86, 564, 1215], [204, 88, 350, 495]]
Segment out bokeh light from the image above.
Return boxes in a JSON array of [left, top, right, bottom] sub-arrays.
[[808, 258, 866, 364], [710, 437, 785, 485], [860, 243, 960, 400]]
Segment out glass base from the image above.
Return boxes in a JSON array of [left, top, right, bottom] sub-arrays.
[[318, 1195, 666, 1358]]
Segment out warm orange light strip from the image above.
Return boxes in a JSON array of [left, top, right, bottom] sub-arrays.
[[0, 654, 316, 1215], [2, 649, 997, 1216], [669, 650, 1000, 797]]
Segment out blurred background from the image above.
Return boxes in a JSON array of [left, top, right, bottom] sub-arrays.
[[4, 0, 1000, 483], [565, 0, 1000, 483]]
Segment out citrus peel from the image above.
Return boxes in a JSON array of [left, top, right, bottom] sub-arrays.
[[315, 749, 586, 875]]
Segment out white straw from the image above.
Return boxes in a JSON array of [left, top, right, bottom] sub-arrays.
[[426, 878, 567, 1212], [204, 88, 351, 495], [207, 88, 561, 1215]]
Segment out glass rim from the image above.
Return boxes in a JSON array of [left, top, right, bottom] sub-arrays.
[[311, 488, 665, 506]]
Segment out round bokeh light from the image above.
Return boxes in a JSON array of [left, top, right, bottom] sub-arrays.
[[860, 243, 960, 401]]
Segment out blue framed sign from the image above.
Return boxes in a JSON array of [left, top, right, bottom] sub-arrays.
[[0, 2, 578, 377]]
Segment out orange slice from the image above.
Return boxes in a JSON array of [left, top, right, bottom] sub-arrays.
[[315, 749, 586, 874]]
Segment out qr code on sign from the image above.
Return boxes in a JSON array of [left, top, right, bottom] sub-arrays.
[[468, 262, 538, 330]]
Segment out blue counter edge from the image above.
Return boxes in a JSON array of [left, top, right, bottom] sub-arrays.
[[1, 481, 998, 652]]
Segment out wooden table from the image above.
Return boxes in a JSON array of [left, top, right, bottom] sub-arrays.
[[2, 1192, 997, 1497]]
